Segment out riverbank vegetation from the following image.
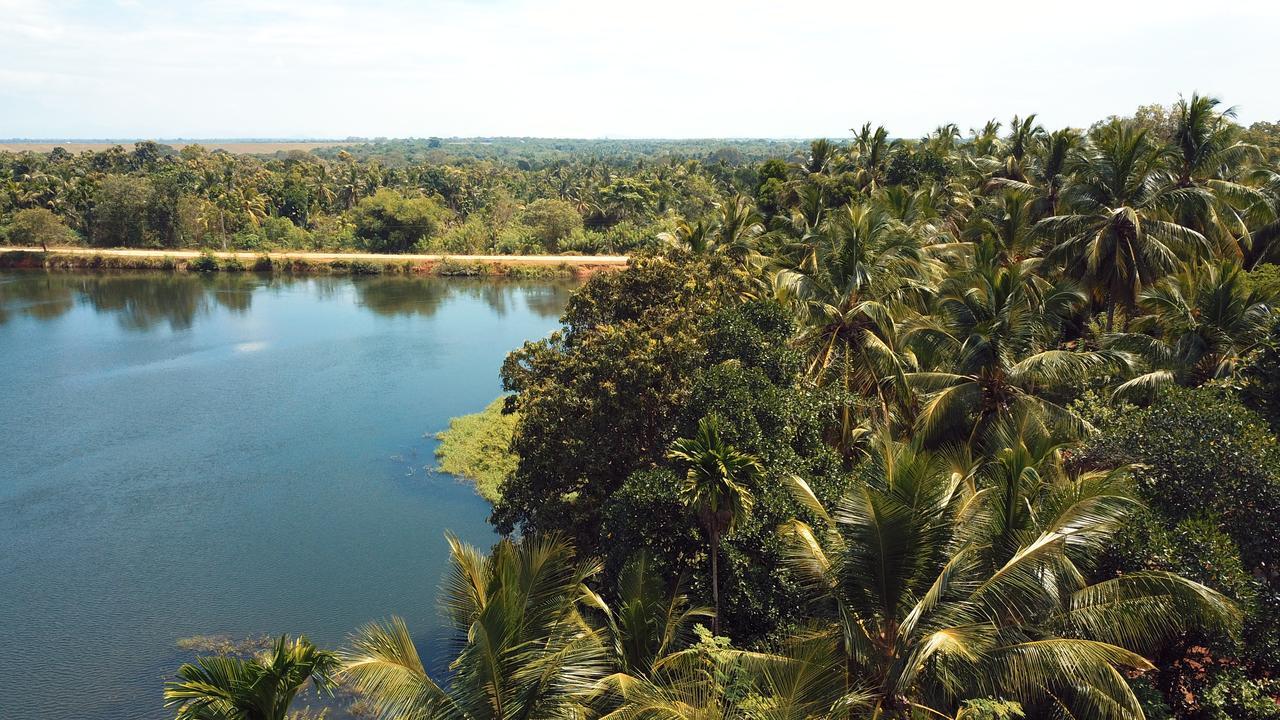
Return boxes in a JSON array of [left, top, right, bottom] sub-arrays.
[[434, 397, 518, 503], [174, 96, 1280, 720], [0, 249, 583, 277]]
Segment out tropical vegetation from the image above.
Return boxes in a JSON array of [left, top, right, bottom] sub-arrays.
[[166, 96, 1280, 719]]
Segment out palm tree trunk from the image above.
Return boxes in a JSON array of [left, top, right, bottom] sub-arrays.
[[1105, 299, 1115, 333], [711, 526, 720, 636]]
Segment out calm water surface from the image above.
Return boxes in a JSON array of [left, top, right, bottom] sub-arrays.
[[0, 270, 572, 720]]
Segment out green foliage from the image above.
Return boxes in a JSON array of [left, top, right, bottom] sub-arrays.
[[1242, 316, 1280, 428], [958, 699, 1026, 720], [188, 252, 219, 273], [434, 397, 518, 503], [1084, 385, 1280, 702], [165, 635, 338, 720], [1083, 385, 1280, 573], [92, 174, 155, 247], [4, 207, 77, 247], [350, 189, 450, 253], [1247, 263, 1280, 300], [498, 257, 843, 642], [518, 198, 583, 249], [1202, 673, 1280, 720]]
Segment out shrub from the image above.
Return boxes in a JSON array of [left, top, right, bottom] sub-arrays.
[[434, 258, 489, 276], [188, 253, 219, 273], [434, 216, 491, 254], [259, 216, 311, 249], [1081, 385, 1280, 573], [518, 198, 583, 250], [351, 189, 451, 253], [1247, 263, 1280, 302], [1202, 673, 1280, 720], [5, 208, 78, 248]]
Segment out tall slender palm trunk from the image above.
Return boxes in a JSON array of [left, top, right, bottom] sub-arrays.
[[710, 526, 720, 636]]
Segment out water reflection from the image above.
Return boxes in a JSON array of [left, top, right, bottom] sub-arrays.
[[354, 277, 573, 320], [0, 271, 573, 330]]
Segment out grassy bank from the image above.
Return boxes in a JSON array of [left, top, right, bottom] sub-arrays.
[[0, 249, 590, 278], [434, 397, 518, 503]]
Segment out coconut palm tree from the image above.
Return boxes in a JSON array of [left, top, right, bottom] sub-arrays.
[[1039, 121, 1210, 330], [1109, 260, 1272, 396], [163, 635, 339, 720], [1165, 93, 1266, 259], [851, 124, 897, 192], [962, 189, 1039, 267], [988, 128, 1080, 219], [341, 533, 609, 720], [775, 432, 1238, 720], [712, 194, 766, 262], [667, 416, 759, 635], [774, 203, 937, 442], [584, 553, 712, 683], [905, 262, 1131, 447]]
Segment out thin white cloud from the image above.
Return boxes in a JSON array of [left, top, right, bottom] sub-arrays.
[[1, 0, 1278, 138]]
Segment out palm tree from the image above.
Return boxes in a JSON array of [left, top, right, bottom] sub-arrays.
[[164, 635, 338, 720], [713, 194, 766, 262], [584, 553, 712, 687], [1110, 260, 1272, 395], [1039, 121, 1210, 330], [667, 416, 759, 635], [774, 432, 1238, 720], [342, 533, 608, 720], [774, 203, 936, 443], [659, 218, 716, 254], [905, 262, 1131, 447], [851, 124, 897, 192], [988, 128, 1080, 219], [962, 189, 1039, 267], [1165, 93, 1266, 258]]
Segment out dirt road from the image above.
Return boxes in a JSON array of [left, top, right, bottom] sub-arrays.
[[3, 246, 629, 266]]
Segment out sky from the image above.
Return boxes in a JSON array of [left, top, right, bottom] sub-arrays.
[[2, 0, 1279, 140]]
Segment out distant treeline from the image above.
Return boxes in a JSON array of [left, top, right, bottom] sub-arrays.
[[0, 137, 810, 256]]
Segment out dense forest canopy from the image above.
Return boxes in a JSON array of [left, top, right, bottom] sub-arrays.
[[33, 95, 1280, 720], [6, 100, 1278, 261]]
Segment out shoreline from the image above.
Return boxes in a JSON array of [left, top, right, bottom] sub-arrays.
[[0, 246, 627, 277]]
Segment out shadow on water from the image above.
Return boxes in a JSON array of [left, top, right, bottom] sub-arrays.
[[354, 276, 574, 320], [0, 270, 576, 329]]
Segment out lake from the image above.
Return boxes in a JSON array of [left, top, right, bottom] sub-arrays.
[[0, 270, 573, 720]]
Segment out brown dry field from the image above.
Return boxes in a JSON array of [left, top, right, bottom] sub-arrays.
[[0, 141, 348, 154]]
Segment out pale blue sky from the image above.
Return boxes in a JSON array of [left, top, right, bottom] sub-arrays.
[[2, 0, 1278, 139]]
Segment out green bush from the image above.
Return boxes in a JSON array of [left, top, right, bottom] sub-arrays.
[[351, 189, 451, 253], [1082, 386, 1280, 572], [1242, 316, 1280, 430], [1246, 263, 1280, 302], [518, 198, 583, 250], [435, 216, 491, 254], [188, 253, 219, 273], [259, 216, 311, 249], [4, 207, 78, 248], [1202, 673, 1280, 720]]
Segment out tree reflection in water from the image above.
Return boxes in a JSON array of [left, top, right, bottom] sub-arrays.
[[353, 276, 574, 320], [0, 271, 575, 330]]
